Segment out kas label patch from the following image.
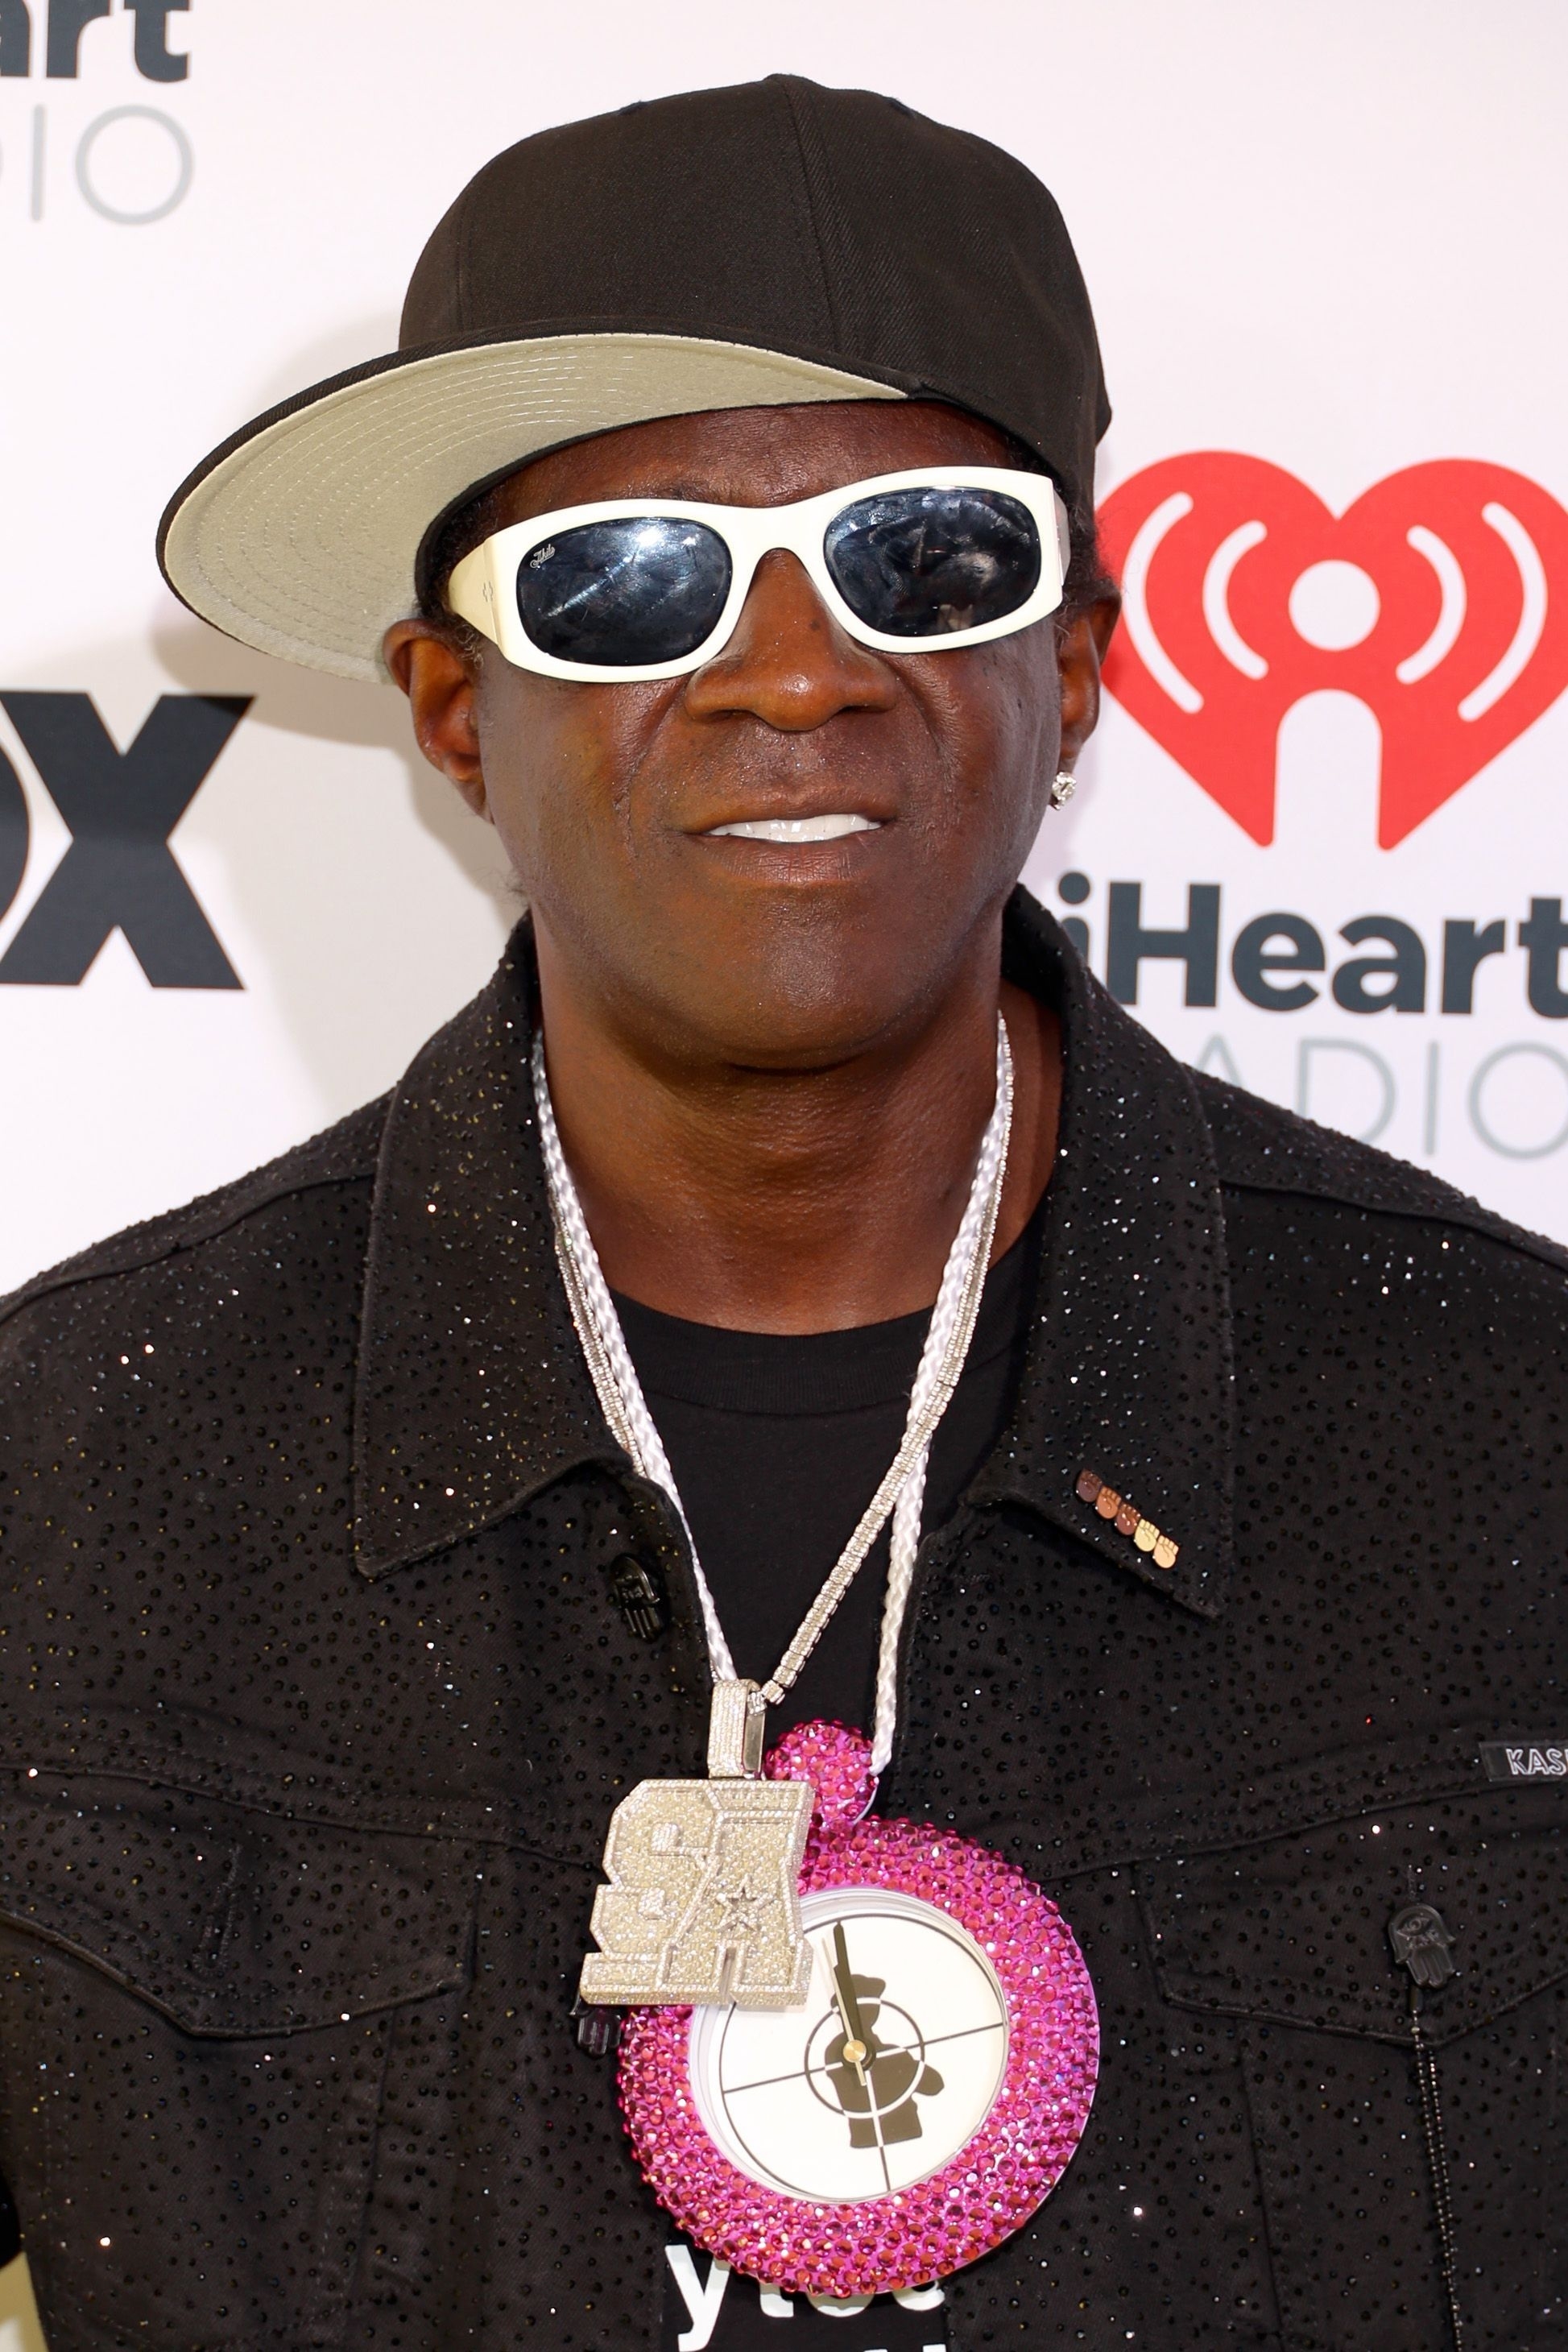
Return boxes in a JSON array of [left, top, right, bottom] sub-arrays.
[[1480, 1739, 1568, 1782]]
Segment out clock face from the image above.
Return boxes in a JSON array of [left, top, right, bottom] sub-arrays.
[[687, 1885, 1010, 2205]]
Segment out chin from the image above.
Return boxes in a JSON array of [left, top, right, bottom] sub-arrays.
[[592, 873, 1003, 1068], [675, 957, 932, 1072]]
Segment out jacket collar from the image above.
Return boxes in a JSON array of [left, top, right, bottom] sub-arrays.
[[353, 893, 1235, 1617], [352, 931, 620, 1577], [971, 892, 1235, 1617]]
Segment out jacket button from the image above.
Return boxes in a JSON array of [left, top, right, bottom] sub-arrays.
[[572, 1994, 623, 2057], [607, 1553, 670, 1641], [1388, 1902, 1458, 1989]]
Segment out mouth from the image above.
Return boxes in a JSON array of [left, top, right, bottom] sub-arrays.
[[701, 814, 883, 843]]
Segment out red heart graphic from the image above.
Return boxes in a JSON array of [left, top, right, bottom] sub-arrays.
[[1097, 455, 1568, 847]]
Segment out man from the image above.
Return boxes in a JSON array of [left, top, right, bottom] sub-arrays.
[[2, 75, 1564, 2352]]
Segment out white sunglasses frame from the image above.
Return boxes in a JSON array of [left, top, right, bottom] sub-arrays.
[[445, 466, 1071, 683]]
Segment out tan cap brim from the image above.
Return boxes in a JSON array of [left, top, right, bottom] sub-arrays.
[[158, 332, 904, 684]]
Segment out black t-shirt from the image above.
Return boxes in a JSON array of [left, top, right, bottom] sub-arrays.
[[614, 1215, 1039, 2351]]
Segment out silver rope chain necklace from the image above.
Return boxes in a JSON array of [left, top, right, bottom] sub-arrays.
[[532, 1018, 1014, 1778]]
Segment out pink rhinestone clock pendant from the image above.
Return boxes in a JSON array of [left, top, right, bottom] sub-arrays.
[[616, 1720, 1100, 2300]]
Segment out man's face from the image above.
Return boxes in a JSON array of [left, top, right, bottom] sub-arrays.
[[390, 400, 1113, 1072]]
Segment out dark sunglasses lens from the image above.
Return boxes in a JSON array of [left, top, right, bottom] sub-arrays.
[[824, 486, 1042, 639], [515, 518, 732, 667]]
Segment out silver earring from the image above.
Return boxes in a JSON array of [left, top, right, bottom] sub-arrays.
[[1049, 771, 1077, 809]]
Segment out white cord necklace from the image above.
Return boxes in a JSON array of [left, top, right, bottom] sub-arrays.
[[532, 1019, 1013, 1776]]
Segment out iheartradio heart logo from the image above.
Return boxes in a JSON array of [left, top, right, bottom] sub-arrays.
[[1097, 455, 1568, 847]]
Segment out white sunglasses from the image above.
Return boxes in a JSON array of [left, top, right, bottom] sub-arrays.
[[446, 466, 1070, 683]]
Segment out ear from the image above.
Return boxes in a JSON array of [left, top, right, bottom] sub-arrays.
[[1056, 590, 1121, 772], [383, 620, 490, 822]]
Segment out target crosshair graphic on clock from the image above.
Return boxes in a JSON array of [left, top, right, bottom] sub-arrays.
[[692, 1884, 1021, 2205], [813, 1919, 946, 2149]]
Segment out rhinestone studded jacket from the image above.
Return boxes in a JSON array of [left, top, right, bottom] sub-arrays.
[[2, 891, 1565, 2351]]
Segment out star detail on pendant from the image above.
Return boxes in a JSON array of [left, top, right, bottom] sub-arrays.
[[714, 1880, 772, 1939]]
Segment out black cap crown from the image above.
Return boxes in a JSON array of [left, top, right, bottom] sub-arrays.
[[403, 76, 1109, 514]]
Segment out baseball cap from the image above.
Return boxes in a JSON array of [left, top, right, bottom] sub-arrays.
[[158, 75, 1110, 683]]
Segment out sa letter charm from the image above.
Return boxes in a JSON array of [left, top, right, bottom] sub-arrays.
[[579, 1681, 813, 2010]]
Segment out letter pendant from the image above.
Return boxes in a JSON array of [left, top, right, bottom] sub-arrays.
[[579, 1680, 813, 2010]]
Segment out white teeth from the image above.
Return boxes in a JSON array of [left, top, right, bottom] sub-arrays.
[[705, 814, 882, 843]]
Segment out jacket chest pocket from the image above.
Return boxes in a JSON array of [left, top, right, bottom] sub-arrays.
[[1141, 1789, 1568, 2352], [0, 1772, 478, 2351]]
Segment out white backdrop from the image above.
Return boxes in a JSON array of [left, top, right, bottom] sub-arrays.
[[2, 0, 1566, 1294]]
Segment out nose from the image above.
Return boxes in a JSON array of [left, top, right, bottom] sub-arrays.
[[681, 549, 899, 730]]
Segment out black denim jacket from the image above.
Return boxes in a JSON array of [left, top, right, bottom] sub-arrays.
[[2, 892, 1565, 2351]]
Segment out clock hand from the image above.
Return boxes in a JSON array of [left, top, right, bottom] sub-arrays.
[[831, 1978, 868, 2092], [830, 1923, 870, 2092]]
